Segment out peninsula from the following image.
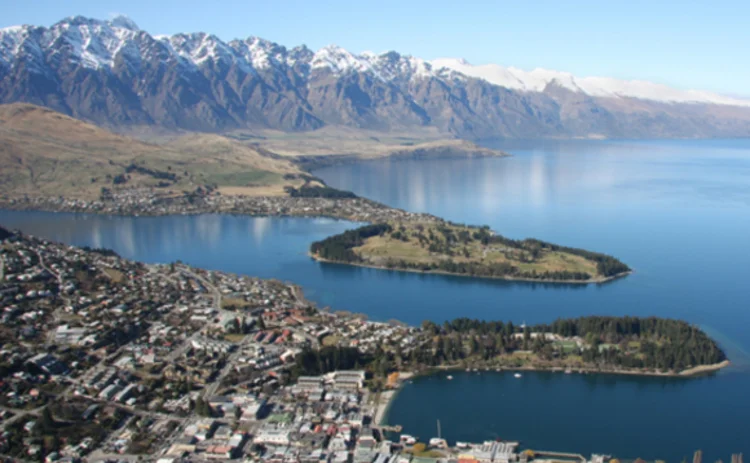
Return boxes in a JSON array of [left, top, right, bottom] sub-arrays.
[[310, 222, 631, 283]]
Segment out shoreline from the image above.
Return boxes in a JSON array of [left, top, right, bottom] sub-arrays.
[[410, 360, 731, 380], [374, 372, 413, 426], [296, 145, 510, 171], [373, 390, 397, 426], [0, 203, 369, 222], [310, 253, 633, 285], [0, 196, 441, 225]]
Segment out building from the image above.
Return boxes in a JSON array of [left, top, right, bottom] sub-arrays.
[[54, 325, 87, 345], [253, 430, 290, 446]]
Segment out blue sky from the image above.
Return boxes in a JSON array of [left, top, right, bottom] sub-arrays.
[[3, 0, 749, 96]]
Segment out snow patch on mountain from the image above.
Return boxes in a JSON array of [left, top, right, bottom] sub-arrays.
[[0, 25, 50, 75], [430, 58, 750, 107], [108, 15, 140, 31], [311, 45, 374, 75]]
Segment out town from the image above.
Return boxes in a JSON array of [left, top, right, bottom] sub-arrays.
[[0, 226, 734, 463], [0, 189, 440, 225]]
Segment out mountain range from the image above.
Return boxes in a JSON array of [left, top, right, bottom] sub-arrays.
[[2, 15, 750, 139]]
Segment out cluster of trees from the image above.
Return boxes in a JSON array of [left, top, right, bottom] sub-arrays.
[[0, 226, 12, 240], [80, 246, 120, 257], [112, 173, 129, 185], [293, 346, 367, 376], [286, 185, 357, 199], [383, 258, 593, 281], [310, 224, 392, 262], [193, 397, 215, 417], [125, 163, 178, 182]]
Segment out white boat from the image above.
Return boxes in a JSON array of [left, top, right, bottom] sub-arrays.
[[400, 435, 417, 445], [514, 373, 522, 378], [446, 375, 453, 380]]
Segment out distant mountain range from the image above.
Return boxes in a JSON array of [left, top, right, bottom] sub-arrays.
[[2, 15, 750, 139]]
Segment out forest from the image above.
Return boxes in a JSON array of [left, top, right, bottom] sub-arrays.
[[412, 316, 727, 373], [310, 223, 393, 262], [293, 346, 368, 377]]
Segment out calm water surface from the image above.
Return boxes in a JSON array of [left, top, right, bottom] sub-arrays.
[[1, 139, 749, 460]]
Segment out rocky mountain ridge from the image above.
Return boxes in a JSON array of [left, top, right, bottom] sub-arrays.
[[2, 15, 750, 138]]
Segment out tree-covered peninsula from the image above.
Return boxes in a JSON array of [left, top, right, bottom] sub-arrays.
[[310, 222, 631, 283], [292, 316, 728, 378]]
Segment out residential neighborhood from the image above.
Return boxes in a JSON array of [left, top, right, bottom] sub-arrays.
[[0, 227, 437, 463], [0, 190, 440, 225]]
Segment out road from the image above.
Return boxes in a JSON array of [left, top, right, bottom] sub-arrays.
[[201, 334, 255, 399], [165, 331, 200, 363], [34, 249, 62, 286], [0, 404, 44, 431], [178, 266, 222, 313]]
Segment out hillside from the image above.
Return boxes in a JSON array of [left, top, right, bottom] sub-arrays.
[[0, 103, 308, 199], [2, 16, 750, 139]]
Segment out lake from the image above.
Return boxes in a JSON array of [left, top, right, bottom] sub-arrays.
[[1, 138, 749, 461]]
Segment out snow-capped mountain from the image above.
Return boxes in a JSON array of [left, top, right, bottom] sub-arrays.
[[1, 15, 750, 138], [430, 58, 750, 107]]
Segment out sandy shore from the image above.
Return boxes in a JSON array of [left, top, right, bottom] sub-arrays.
[[373, 372, 415, 426], [374, 390, 397, 426], [678, 360, 731, 376]]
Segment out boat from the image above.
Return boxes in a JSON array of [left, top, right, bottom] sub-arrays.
[[446, 375, 453, 380], [400, 434, 417, 445], [565, 368, 572, 374], [514, 373, 522, 378]]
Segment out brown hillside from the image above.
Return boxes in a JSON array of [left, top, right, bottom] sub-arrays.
[[0, 103, 305, 199]]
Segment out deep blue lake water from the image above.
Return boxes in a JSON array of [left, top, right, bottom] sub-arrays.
[[1, 138, 749, 461]]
